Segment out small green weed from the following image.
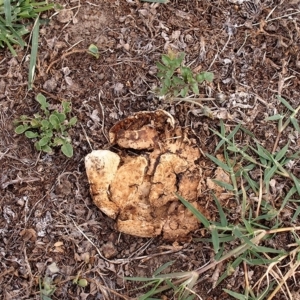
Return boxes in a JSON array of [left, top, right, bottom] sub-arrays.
[[0, 0, 54, 56], [125, 261, 199, 300], [72, 272, 88, 288], [39, 262, 59, 300], [39, 276, 56, 300], [266, 95, 300, 153], [14, 93, 77, 158], [156, 50, 214, 98], [38, 263, 89, 299]]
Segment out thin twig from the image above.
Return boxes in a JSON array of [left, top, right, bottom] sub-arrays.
[[0, 267, 14, 279], [98, 91, 109, 143], [46, 49, 86, 73], [80, 124, 93, 151], [2, 176, 40, 189]]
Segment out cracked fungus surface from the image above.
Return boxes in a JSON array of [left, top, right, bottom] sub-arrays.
[[85, 110, 206, 241]]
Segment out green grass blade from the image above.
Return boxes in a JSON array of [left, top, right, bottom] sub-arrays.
[[212, 193, 228, 227], [293, 176, 300, 196], [6, 24, 27, 48], [242, 172, 259, 193], [195, 235, 236, 243], [220, 119, 225, 136], [233, 228, 256, 248], [279, 186, 297, 212], [165, 278, 176, 290], [211, 227, 220, 254], [243, 257, 281, 265], [252, 246, 286, 254], [216, 256, 243, 286], [255, 143, 271, 161], [264, 165, 277, 184], [275, 143, 289, 162], [206, 153, 231, 172], [176, 193, 210, 228], [138, 281, 164, 300], [227, 145, 241, 153], [28, 16, 39, 90], [223, 289, 247, 300], [288, 150, 300, 160], [215, 243, 224, 261], [292, 206, 300, 222], [31, 4, 55, 13], [124, 276, 157, 282], [291, 117, 300, 133], [266, 114, 284, 121], [4, 0, 12, 26], [242, 218, 254, 234], [212, 179, 234, 191], [240, 126, 256, 138], [214, 120, 226, 152], [153, 261, 174, 276], [1, 35, 17, 56], [226, 124, 241, 141], [278, 95, 295, 112]]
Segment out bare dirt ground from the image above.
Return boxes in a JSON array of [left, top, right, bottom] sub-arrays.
[[1, 0, 300, 299]]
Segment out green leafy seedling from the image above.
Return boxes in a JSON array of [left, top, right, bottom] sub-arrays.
[[156, 50, 214, 98], [87, 44, 99, 59], [73, 272, 89, 288], [14, 93, 77, 158], [39, 276, 56, 300]]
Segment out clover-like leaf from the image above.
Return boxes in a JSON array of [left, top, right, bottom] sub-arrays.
[[181, 67, 193, 83], [161, 54, 172, 68], [61, 142, 73, 158], [163, 77, 171, 89], [62, 101, 71, 113], [159, 85, 169, 96], [43, 130, 53, 138], [196, 73, 205, 83], [41, 145, 53, 154], [49, 114, 60, 129], [203, 72, 214, 82], [156, 62, 168, 72], [36, 93, 49, 112], [25, 131, 39, 138], [15, 124, 30, 134], [53, 137, 65, 146], [68, 116, 77, 126], [30, 119, 41, 127], [172, 76, 185, 86], [34, 141, 41, 151], [38, 137, 50, 147], [180, 86, 188, 97], [41, 119, 50, 129], [56, 112, 66, 123], [191, 82, 199, 95]]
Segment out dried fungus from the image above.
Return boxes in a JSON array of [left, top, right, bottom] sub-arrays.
[[85, 110, 206, 241]]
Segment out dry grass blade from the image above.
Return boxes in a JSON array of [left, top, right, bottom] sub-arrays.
[[28, 16, 39, 90]]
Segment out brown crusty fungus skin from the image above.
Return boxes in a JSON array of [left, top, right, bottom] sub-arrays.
[[85, 110, 204, 241]]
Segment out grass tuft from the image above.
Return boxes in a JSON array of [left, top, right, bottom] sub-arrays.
[[0, 0, 54, 56], [125, 96, 300, 299]]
